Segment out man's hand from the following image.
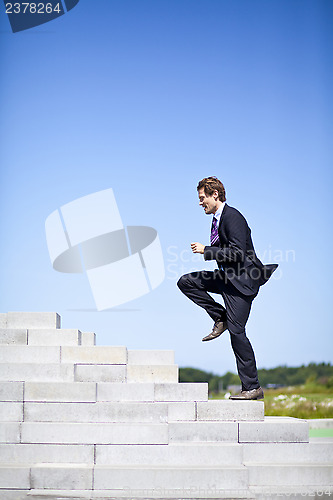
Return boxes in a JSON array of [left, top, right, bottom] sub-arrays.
[[191, 242, 205, 254]]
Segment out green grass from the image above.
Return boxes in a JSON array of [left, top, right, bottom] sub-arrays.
[[309, 428, 333, 438]]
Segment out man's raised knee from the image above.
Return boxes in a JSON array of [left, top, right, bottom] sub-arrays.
[[177, 275, 187, 290]]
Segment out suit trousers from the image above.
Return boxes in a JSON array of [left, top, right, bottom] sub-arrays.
[[177, 269, 260, 391]]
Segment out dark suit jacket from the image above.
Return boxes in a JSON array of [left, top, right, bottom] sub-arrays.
[[204, 204, 278, 296]]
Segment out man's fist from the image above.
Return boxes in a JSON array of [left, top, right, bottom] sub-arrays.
[[191, 242, 205, 254]]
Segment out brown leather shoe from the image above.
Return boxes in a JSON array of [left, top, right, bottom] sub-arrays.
[[202, 319, 228, 342], [229, 387, 264, 400]]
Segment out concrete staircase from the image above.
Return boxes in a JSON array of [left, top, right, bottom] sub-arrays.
[[0, 312, 332, 499]]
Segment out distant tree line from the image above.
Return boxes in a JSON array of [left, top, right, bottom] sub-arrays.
[[179, 363, 333, 393]]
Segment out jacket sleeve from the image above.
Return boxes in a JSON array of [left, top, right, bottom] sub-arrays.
[[204, 210, 248, 263]]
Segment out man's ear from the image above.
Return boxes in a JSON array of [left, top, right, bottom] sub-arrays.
[[213, 190, 219, 200]]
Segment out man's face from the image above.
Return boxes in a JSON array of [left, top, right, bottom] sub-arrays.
[[198, 187, 219, 215]]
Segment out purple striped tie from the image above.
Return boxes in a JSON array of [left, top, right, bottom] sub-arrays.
[[210, 216, 219, 245]]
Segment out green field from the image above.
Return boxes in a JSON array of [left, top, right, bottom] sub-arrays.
[[309, 428, 333, 437]]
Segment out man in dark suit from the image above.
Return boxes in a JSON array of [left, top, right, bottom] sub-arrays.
[[177, 177, 278, 400]]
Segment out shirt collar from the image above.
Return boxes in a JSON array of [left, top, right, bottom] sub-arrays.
[[213, 202, 225, 224]]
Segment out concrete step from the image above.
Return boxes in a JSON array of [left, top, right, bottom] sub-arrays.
[[74, 364, 126, 383], [61, 346, 127, 364], [196, 400, 264, 421], [2, 312, 61, 329], [28, 329, 82, 346], [22, 381, 207, 403], [0, 328, 95, 346], [96, 382, 208, 402], [0, 464, 31, 489], [25, 490, 256, 499], [0, 346, 61, 363], [0, 363, 75, 382], [0, 381, 24, 401], [0, 464, 249, 494], [243, 441, 333, 463], [25, 382, 97, 402], [95, 442, 243, 465], [169, 421, 239, 442], [238, 416, 309, 443], [80, 332, 96, 346], [0, 443, 94, 464], [22, 401, 195, 423], [20, 422, 169, 444], [127, 349, 175, 365], [126, 364, 178, 383], [154, 382, 208, 401], [0, 401, 23, 421], [0, 422, 21, 443], [22, 400, 266, 424], [30, 464, 93, 490], [74, 364, 178, 383], [96, 382, 155, 401], [0, 328, 27, 345], [93, 464, 249, 492], [250, 485, 333, 499], [247, 462, 333, 486], [24, 401, 170, 423]]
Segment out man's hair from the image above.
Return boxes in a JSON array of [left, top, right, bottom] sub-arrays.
[[197, 176, 226, 202]]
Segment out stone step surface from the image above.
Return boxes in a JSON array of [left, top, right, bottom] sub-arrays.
[[80, 332, 96, 346], [24, 401, 171, 423], [27, 490, 257, 499], [4, 381, 207, 403], [0, 363, 179, 384], [0, 328, 96, 346], [24, 382, 97, 402], [251, 485, 333, 500], [20, 422, 169, 444], [0, 422, 21, 443], [95, 442, 243, 465], [0, 443, 94, 464], [0, 328, 27, 345], [21, 400, 264, 423], [0, 401, 23, 421], [0, 344, 177, 366], [0, 346, 61, 363], [74, 364, 179, 383], [126, 364, 179, 383], [247, 462, 333, 486], [197, 400, 264, 421], [96, 381, 208, 402], [243, 441, 333, 463], [238, 416, 309, 443], [0, 381, 24, 401], [16, 420, 309, 445], [30, 464, 93, 490], [0, 464, 249, 492], [1, 312, 61, 329], [93, 464, 249, 491], [28, 329, 82, 346], [74, 364, 126, 383], [169, 421, 239, 442], [61, 346, 127, 364], [0, 345, 128, 364], [0, 363, 75, 382], [127, 349, 175, 365]]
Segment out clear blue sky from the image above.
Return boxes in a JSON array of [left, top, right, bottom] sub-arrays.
[[1, 0, 332, 376]]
